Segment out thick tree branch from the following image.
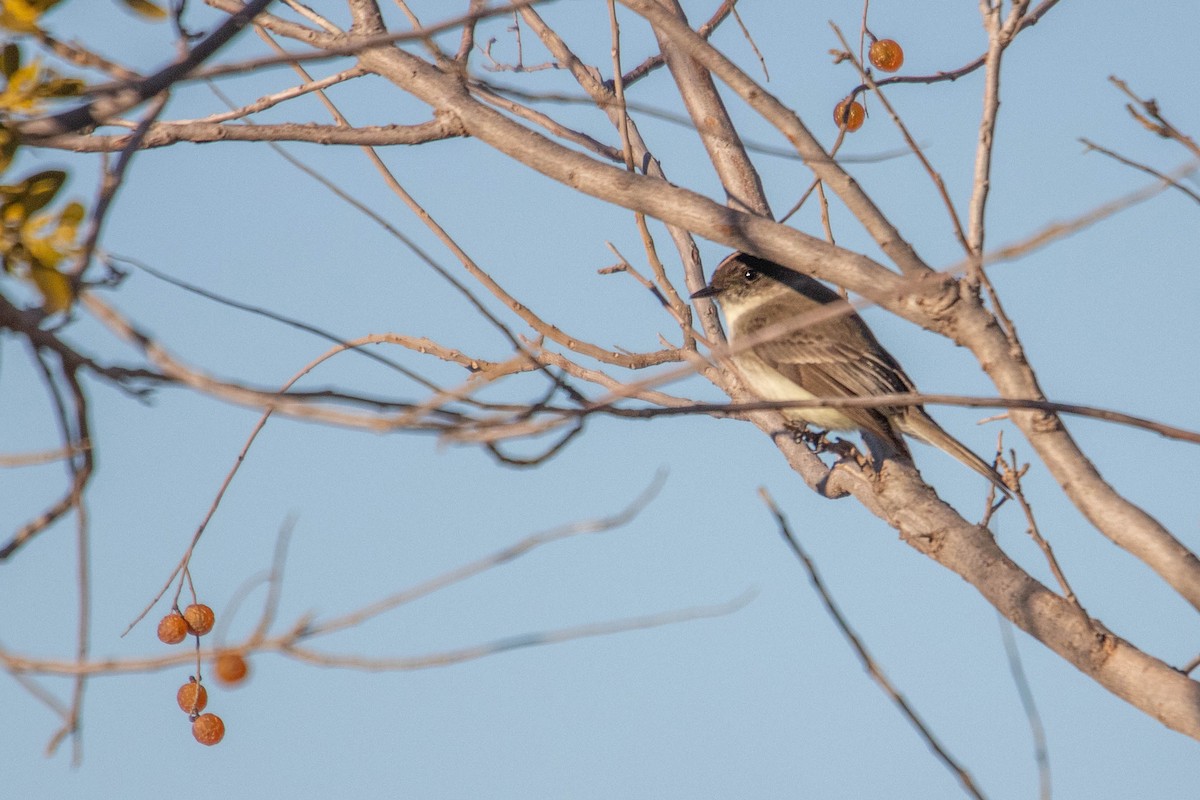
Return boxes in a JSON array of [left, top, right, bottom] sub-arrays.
[[649, 0, 770, 218]]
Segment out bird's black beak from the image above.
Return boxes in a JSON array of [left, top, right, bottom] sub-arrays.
[[690, 285, 719, 300]]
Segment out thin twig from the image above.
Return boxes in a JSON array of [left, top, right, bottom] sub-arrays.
[[729, 4, 768, 81], [577, 392, 1200, 445], [122, 336, 406, 637], [1081, 139, 1200, 204], [758, 488, 988, 800], [69, 92, 170, 282], [312, 471, 666, 637], [64, 366, 91, 766], [844, 0, 1061, 99], [251, 517, 298, 642], [1, 349, 94, 561], [0, 444, 89, 467], [517, 6, 700, 342], [1110, 76, 1200, 159], [171, 67, 367, 124], [10, 476, 755, 682], [284, 593, 754, 671], [38, 117, 468, 152], [472, 81, 915, 164], [18, 0, 276, 139], [108, 252, 445, 390], [162, 0, 557, 86], [963, 1, 1024, 342], [280, 0, 340, 34], [831, 22, 970, 255], [997, 616, 1052, 800], [1010, 447, 1086, 613]]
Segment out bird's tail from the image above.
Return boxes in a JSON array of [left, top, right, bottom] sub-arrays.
[[897, 409, 1011, 498]]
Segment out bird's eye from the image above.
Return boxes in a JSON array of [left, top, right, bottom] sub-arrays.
[[743, 268, 759, 282]]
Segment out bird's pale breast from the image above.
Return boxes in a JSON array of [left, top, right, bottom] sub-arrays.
[[730, 348, 861, 431]]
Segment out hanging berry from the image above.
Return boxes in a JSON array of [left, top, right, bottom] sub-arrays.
[[192, 713, 225, 746], [183, 603, 215, 636], [869, 39, 904, 72], [214, 651, 250, 686], [157, 612, 189, 645], [177, 679, 208, 714], [833, 98, 865, 131]]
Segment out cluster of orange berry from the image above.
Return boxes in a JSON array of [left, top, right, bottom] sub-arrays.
[[833, 37, 905, 133], [157, 603, 250, 746]]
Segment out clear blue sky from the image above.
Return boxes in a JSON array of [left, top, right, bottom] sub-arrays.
[[3, 1, 1199, 797]]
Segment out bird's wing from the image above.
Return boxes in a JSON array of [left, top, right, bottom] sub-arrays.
[[743, 308, 912, 448]]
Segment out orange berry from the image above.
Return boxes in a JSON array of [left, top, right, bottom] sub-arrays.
[[183, 603, 215, 636], [192, 713, 225, 746], [213, 652, 249, 685], [177, 679, 208, 714], [833, 98, 865, 132], [157, 612, 188, 645], [869, 38, 904, 72]]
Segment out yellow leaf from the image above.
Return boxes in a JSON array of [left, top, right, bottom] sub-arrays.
[[0, 4, 40, 33], [2, 201, 24, 225], [0, 60, 43, 112], [0, 0, 61, 32], [0, 54, 83, 112], [27, 262, 72, 313], [55, 201, 85, 237], [119, 0, 167, 20], [1, 169, 65, 219], [20, 199, 84, 273], [24, 218, 65, 269]]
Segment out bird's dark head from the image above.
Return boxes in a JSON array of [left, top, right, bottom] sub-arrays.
[[691, 252, 836, 311]]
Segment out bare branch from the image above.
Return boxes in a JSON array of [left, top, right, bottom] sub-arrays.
[[649, 0, 770, 218], [576, 392, 1200, 446], [997, 617, 1052, 800], [1081, 138, 1200, 204], [1110, 76, 1200, 159], [284, 593, 752, 671], [18, 0, 277, 140], [621, 0, 930, 277], [844, 0, 1061, 99], [759, 488, 988, 800], [33, 116, 469, 152], [0, 445, 89, 468]]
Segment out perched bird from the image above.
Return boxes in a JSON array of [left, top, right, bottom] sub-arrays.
[[692, 252, 1009, 497]]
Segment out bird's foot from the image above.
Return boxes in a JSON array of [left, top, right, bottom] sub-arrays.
[[792, 426, 828, 450], [793, 427, 861, 460]]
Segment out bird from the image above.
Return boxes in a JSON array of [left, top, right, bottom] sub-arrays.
[[691, 251, 1010, 497]]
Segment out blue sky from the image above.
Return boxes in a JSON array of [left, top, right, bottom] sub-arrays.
[[3, 1, 1199, 797]]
